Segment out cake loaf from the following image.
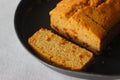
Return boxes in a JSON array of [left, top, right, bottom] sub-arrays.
[[49, 0, 120, 54], [28, 28, 93, 70]]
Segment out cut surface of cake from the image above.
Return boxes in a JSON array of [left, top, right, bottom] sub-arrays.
[[28, 28, 93, 70], [49, 0, 120, 54]]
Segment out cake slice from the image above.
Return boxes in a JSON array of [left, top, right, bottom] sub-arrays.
[[49, 0, 120, 54], [28, 28, 93, 70]]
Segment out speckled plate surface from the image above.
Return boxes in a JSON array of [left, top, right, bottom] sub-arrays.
[[14, 0, 120, 79]]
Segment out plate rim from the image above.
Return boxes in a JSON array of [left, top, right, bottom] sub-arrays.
[[14, 0, 120, 79]]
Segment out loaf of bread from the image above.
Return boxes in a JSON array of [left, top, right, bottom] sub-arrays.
[[28, 28, 93, 70], [49, 0, 120, 54]]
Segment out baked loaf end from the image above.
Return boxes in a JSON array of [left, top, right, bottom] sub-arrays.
[[49, 0, 120, 54], [28, 28, 93, 70]]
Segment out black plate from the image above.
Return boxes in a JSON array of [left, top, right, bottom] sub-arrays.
[[14, 0, 120, 79]]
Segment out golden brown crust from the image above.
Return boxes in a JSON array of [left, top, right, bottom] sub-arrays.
[[28, 28, 93, 70], [49, 0, 120, 54], [82, 0, 120, 30]]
